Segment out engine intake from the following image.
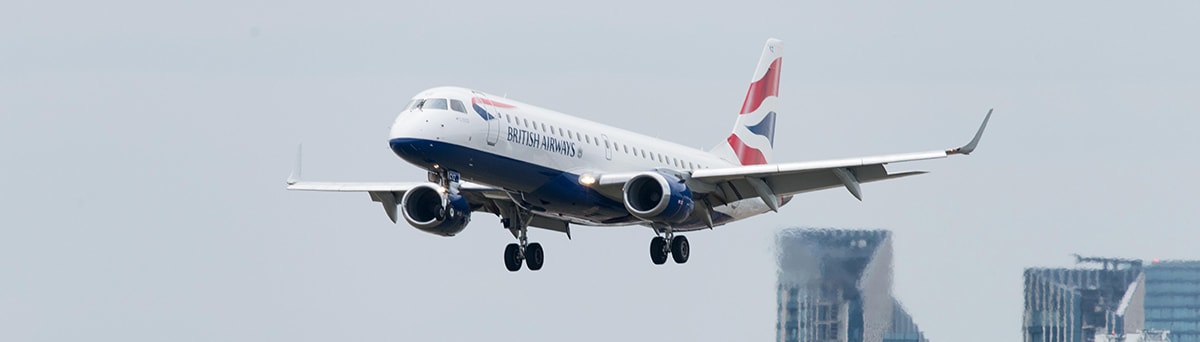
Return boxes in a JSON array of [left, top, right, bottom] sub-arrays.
[[400, 183, 471, 236], [622, 171, 694, 223]]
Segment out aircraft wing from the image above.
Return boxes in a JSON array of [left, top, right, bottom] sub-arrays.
[[285, 160, 572, 235], [286, 181, 429, 192], [287, 179, 506, 218], [686, 152, 937, 207], [597, 109, 992, 209]]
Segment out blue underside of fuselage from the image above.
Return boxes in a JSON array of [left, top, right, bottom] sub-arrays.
[[388, 138, 731, 229]]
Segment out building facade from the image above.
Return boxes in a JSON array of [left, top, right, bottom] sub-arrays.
[[776, 229, 928, 342], [1145, 261, 1200, 342], [1022, 263, 1145, 342]]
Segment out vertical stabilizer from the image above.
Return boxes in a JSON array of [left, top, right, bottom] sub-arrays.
[[711, 38, 782, 165]]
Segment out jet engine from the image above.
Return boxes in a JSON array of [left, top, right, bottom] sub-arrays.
[[622, 171, 694, 223], [400, 183, 471, 236]]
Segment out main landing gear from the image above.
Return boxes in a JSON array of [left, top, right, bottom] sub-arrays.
[[649, 229, 689, 265], [428, 169, 543, 272], [500, 209, 543, 272]]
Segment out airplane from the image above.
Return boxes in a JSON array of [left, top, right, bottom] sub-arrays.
[[287, 38, 992, 272]]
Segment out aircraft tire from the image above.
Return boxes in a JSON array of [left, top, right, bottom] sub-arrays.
[[650, 236, 668, 265], [670, 235, 689, 264], [504, 243, 522, 272], [525, 243, 544, 271]]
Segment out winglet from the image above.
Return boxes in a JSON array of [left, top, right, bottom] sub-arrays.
[[948, 109, 993, 155], [287, 144, 302, 185]]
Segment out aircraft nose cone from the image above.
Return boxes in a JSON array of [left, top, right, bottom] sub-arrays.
[[389, 112, 421, 140], [389, 137, 419, 156]]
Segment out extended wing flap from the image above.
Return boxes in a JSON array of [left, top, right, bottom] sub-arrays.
[[529, 216, 571, 238], [368, 191, 401, 223]]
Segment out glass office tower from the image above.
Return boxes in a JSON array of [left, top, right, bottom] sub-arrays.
[[1145, 260, 1200, 342], [776, 229, 928, 342], [1023, 257, 1145, 342]]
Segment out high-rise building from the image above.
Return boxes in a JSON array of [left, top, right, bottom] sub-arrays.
[[775, 229, 928, 342], [1022, 254, 1152, 338], [1023, 256, 1200, 342], [1145, 260, 1200, 342]]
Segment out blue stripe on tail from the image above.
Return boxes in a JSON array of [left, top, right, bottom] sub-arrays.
[[746, 111, 777, 147]]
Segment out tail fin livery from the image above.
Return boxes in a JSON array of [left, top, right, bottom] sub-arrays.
[[711, 38, 782, 166]]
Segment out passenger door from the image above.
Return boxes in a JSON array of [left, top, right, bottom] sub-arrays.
[[471, 91, 501, 146]]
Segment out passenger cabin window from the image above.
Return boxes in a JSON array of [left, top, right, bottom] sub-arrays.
[[449, 99, 467, 113], [423, 98, 448, 110]]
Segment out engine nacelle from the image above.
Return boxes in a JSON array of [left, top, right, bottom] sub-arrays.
[[622, 171, 694, 223], [400, 183, 471, 236]]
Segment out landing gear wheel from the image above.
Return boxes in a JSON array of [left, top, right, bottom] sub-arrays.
[[504, 243, 522, 272], [525, 243, 544, 271], [650, 236, 668, 265], [670, 235, 690, 264]]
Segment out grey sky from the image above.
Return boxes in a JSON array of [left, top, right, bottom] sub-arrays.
[[3, 1, 1198, 341]]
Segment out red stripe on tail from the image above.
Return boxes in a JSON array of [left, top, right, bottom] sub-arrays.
[[739, 58, 782, 114], [727, 134, 767, 165]]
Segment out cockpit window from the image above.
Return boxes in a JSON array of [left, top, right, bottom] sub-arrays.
[[449, 99, 467, 113], [407, 99, 424, 111], [423, 98, 448, 110]]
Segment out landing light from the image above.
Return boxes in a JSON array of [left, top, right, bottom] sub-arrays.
[[579, 174, 597, 186]]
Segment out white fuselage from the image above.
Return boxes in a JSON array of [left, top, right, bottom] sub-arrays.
[[388, 86, 776, 230]]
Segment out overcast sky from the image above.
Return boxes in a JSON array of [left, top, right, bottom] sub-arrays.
[[3, 1, 1199, 341]]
